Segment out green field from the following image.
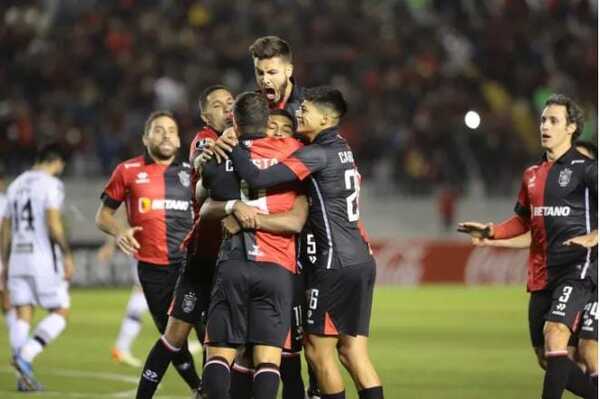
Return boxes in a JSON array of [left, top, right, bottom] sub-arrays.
[[0, 286, 577, 398]]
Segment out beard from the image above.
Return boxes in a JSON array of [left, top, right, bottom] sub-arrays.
[[264, 79, 289, 105], [149, 141, 178, 160]]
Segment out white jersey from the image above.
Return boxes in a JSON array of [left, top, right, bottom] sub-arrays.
[[0, 192, 6, 274], [5, 170, 65, 279]]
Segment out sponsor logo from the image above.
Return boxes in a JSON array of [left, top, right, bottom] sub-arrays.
[[138, 198, 190, 213], [178, 170, 190, 187], [124, 162, 141, 169], [558, 168, 573, 187], [248, 244, 264, 257], [142, 369, 159, 382], [182, 292, 197, 313], [571, 160, 585, 165], [532, 206, 571, 217], [136, 172, 150, 184]]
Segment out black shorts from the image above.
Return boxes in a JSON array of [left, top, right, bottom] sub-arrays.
[[529, 278, 593, 347], [578, 287, 598, 341], [305, 259, 376, 337], [206, 259, 294, 348], [137, 261, 182, 333], [284, 272, 306, 353], [169, 254, 216, 326]]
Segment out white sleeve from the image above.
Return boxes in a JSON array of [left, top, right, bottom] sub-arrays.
[[45, 180, 65, 210], [0, 195, 6, 219]]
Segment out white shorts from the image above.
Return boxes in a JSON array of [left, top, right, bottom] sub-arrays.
[[130, 257, 141, 287], [8, 276, 70, 309]]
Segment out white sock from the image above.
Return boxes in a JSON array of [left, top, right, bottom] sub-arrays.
[[10, 319, 30, 355], [115, 290, 147, 352], [20, 313, 66, 362], [4, 308, 17, 331]]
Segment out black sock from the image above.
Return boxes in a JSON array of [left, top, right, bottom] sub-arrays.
[[172, 342, 201, 390], [543, 354, 573, 399], [230, 363, 253, 399], [203, 357, 231, 399], [281, 354, 305, 399], [136, 337, 177, 399], [307, 362, 320, 395], [253, 363, 280, 399], [565, 361, 595, 398], [321, 392, 346, 399], [359, 386, 384, 399]]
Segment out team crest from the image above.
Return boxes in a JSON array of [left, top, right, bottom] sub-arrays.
[[182, 292, 197, 313], [558, 168, 573, 187], [178, 170, 191, 187]]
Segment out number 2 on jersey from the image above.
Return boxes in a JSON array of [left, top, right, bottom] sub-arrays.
[[344, 169, 360, 222], [12, 199, 34, 232]]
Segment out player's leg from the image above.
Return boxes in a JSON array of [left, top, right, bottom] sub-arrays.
[[137, 261, 201, 394], [578, 292, 598, 388], [2, 288, 17, 343], [280, 351, 305, 399], [113, 286, 148, 366], [7, 277, 34, 355], [305, 335, 345, 397], [248, 262, 294, 399], [542, 280, 594, 399], [306, 360, 322, 399], [203, 259, 249, 399], [337, 334, 382, 397]]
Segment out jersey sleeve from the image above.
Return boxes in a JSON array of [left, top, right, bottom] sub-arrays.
[[45, 180, 65, 210], [0, 196, 7, 219], [101, 164, 127, 209], [229, 144, 327, 189], [201, 159, 217, 190], [584, 161, 598, 197], [514, 171, 531, 219]]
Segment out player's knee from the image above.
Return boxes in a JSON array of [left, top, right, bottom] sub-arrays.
[[544, 322, 570, 348]]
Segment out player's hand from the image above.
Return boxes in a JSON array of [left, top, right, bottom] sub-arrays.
[[233, 202, 260, 230], [222, 215, 242, 235], [471, 237, 495, 246], [563, 231, 598, 248], [196, 147, 216, 167], [96, 240, 115, 263], [115, 226, 143, 256], [457, 222, 494, 239], [63, 254, 76, 281], [212, 128, 239, 162]]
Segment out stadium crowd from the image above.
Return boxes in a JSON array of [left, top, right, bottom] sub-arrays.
[[0, 0, 597, 195]]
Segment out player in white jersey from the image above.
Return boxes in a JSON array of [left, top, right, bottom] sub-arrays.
[[0, 144, 74, 392], [0, 167, 18, 350]]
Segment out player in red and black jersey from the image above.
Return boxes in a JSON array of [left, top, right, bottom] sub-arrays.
[[95, 111, 202, 398], [130, 87, 234, 398], [199, 93, 308, 399], [216, 87, 383, 399], [460, 94, 597, 398]]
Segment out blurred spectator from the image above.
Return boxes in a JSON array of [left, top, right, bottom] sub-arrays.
[[0, 0, 596, 196]]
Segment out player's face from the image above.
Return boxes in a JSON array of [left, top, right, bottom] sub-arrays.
[[202, 89, 234, 132], [254, 57, 293, 106], [53, 159, 65, 176], [297, 100, 325, 136], [265, 115, 294, 139], [144, 116, 181, 160], [540, 105, 575, 151]]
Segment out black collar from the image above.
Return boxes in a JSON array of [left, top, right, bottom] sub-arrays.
[[542, 146, 579, 164], [313, 126, 339, 144]]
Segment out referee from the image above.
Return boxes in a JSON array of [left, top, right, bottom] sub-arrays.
[[95, 111, 202, 398]]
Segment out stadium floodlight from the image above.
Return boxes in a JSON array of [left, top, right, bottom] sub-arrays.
[[464, 110, 481, 130]]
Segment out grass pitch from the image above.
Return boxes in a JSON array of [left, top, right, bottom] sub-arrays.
[[0, 286, 577, 398]]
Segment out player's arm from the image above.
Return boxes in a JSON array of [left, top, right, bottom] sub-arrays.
[[200, 198, 260, 229], [47, 208, 75, 280], [472, 232, 532, 248], [228, 145, 327, 189], [0, 217, 11, 283], [254, 194, 308, 234], [95, 204, 142, 256]]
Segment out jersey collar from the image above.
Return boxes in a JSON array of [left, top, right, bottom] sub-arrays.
[[273, 78, 303, 111], [542, 145, 579, 164], [313, 126, 339, 144]]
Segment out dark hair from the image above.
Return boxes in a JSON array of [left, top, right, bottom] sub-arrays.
[[198, 84, 229, 113], [269, 109, 297, 132], [249, 36, 292, 62], [544, 94, 585, 141], [574, 140, 598, 160], [36, 143, 67, 164], [304, 86, 347, 119], [144, 110, 177, 136], [234, 92, 269, 134]]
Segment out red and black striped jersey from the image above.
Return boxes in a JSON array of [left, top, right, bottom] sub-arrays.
[[202, 135, 302, 272], [229, 127, 373, 270], [497, 146, 598, 291], [101, 153, 193, 266]]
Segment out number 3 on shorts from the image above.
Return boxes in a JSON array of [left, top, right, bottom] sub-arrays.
[[559, 286, 573, 303]]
